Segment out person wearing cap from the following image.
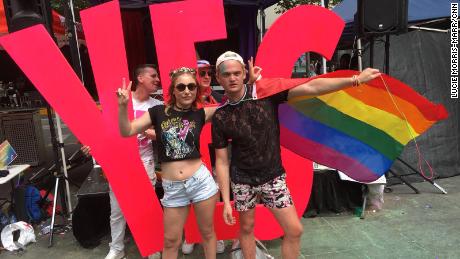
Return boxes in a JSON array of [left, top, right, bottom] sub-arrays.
[[211, 51, 381, 259], [196, 60, 223, 105]]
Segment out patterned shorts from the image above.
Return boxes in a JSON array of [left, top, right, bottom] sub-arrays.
[[231, 174, 293, 212]]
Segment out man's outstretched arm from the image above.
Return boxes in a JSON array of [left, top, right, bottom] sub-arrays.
[[287, 68, 381, 100]]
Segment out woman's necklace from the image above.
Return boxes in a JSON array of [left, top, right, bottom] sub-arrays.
[[174, 104, 191, 111]]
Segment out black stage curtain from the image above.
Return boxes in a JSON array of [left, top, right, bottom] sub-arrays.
[[363, 30, 459, 182], [304, 170, 363, 217]]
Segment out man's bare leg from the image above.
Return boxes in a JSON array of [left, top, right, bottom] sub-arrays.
[[270, 205, 303, 259], [239, 208, 256, 259]]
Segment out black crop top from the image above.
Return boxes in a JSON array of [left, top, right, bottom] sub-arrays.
[[149, 105, 205, 163]]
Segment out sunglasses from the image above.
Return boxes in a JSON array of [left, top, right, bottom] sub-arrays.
[[175, 83, 198, 92], [199, 70, 213, 77]]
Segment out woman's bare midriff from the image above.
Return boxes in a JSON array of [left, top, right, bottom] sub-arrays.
[[160, 158, 203, 181]]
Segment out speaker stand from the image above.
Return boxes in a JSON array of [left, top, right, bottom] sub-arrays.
[[384, 35, 390, 74], [369, 37, 374, 68], [388, 158, 447, 194]]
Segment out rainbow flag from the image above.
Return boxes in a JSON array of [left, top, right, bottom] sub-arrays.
[[256, 70, 448, 182], [0, 140, 17, 169]]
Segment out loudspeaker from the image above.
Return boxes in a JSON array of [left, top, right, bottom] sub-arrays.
[[2, 0, 53, 33], [72, 195, 111, 248], [0, 110, 45, 166], [357, 0, 408, 36]]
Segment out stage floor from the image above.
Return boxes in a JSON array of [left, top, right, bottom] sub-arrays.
[[1, 174, 459, 258], [0, 113, 458, 258]]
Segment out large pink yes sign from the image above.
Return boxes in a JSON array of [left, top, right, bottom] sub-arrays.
[[0, 1, 344, 255]]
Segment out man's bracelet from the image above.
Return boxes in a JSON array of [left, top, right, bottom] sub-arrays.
[[351, 75, 361, 87]]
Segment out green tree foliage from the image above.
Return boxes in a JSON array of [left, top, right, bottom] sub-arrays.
[[275, 0, 343, 14], [50, 0, 91, 20]]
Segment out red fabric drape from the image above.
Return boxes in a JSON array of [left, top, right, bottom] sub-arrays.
[[0, 1, 7, 34], [121, 9, 147, 78]]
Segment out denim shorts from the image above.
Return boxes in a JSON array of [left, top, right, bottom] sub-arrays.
[[161, 164, 219, 208]]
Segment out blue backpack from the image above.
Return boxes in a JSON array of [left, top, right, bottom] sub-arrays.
[[25, 185, 43, 222]]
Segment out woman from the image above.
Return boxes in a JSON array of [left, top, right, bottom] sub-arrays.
[[117, 67, 219, 259], [181, 60, 226, 255]]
